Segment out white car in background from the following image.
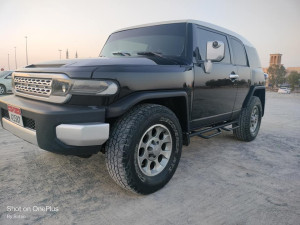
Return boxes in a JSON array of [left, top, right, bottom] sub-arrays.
[[278, 87, 291, 94], [0, 71, 13, 95]]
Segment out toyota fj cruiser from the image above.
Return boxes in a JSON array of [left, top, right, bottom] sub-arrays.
[[0, 20, 265, 194]]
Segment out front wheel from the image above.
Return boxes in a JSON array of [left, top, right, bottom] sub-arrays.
[[0, 85, 6, 95], [233, 96, 262, 142], [105, 104, 182, 194]]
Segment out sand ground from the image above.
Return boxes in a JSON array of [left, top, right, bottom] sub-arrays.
[[0, 92, 299, 225]]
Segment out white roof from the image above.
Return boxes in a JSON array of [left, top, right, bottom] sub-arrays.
[[114, 19, 253, 47]]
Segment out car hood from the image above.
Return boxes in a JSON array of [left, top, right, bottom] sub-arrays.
[[16, 57, 185, 79]]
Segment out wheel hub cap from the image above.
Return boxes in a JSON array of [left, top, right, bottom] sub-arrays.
[[250, 106, 259, 133], [148, 138, 160, 158], [137, 124, 172, 176]]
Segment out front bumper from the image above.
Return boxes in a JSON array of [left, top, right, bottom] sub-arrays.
[[0, 95, 109, 156]]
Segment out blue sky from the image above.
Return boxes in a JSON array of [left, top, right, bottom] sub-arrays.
[[0, 0, 299, 69]]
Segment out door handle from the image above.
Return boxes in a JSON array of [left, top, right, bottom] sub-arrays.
[[229, 74, 239, 80]]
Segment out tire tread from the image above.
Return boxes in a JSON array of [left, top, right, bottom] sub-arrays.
[[233, 96, 262, 142], [105, 104, 181, 194]]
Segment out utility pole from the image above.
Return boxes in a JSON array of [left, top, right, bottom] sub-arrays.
[[25, 36, 28, 65], [58, 49, 62, 60], [14, 47, 17, 69], [66, 49, 69, 59], [8, 54, 10, 70]]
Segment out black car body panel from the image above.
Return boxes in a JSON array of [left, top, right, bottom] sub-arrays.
[[0, 20, 265, 155], [0, 95, 105, 155]]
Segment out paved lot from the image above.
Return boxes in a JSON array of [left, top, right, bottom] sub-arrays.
[[0, 92, 299, 225]]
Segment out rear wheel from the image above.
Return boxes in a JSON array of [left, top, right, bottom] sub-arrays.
[[105, 104, 182, 194], [0, 85, 6, 95], [234, 96, 262, 141]]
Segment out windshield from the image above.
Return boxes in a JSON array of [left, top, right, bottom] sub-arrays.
[[100, 23, 188, 63]]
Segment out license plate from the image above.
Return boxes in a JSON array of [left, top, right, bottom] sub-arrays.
[[7, 105, 24, 127]]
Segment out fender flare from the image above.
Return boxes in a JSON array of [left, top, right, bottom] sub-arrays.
[[106, 90, 189, 119], [243, 85, 265, 116]]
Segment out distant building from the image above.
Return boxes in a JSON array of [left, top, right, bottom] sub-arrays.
[[263, 54, 300, 87], [269, 53, 282, 66], [286, 67, 300, 74]]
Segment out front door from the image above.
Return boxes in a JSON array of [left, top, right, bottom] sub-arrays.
[[191, 27, 237, 129]]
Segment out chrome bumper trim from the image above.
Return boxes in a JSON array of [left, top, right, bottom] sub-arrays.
[[56, 123, 109, 146], [2, 118, 38, 145]]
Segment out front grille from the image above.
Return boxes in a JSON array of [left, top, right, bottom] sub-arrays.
[[23, 117, 36, 130], [14, 76, 52, 96], [1, 108, 9, 118], [12, 73, 71, 104]]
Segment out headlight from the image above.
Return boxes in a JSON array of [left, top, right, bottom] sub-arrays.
[[70, 80, 118, 95], [51, 79, 118, 96], [52, 79, 73, 96]]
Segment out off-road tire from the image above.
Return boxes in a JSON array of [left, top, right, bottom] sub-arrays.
[[105, 104, 182, 194], [234, 96, 262, 141], [0, 85, 6, 95]]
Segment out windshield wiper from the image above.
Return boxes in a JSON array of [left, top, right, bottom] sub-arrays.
[[137, 51, 163, 57], [112, 51, 131, 56], [136, 51, 180, 65]]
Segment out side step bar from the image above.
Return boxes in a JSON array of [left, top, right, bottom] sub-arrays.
[[190, 121, 239, 139]]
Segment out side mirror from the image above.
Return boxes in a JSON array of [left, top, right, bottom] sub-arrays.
[[206, 41, 225, 62], [194, 41, 225, 74], [203, 41, 225, 74]]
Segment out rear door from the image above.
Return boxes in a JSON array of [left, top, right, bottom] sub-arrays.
[[229, 37, 251, 116], [191, 27, 237, 128]]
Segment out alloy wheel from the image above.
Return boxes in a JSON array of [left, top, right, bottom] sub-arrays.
[[137, 124, 172, 176], [250, 106, 259, 133]]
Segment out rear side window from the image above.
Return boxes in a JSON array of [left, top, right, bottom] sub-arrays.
[[230, 38, 248, 66], [196, 28, 230, 64]]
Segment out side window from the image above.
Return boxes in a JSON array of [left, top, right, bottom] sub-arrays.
[[6, 74, 12, 79], [196, 28, 230, 64], [230, 38, 247, 66]]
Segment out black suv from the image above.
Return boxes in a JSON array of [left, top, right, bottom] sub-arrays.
[[0, 20, 265, 194]]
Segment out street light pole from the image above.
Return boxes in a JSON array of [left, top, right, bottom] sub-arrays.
[[14, 47, 17, 69], [25, 36, 28, 65], [8, 54, 10, 70], [58, 49, 62, 60]]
